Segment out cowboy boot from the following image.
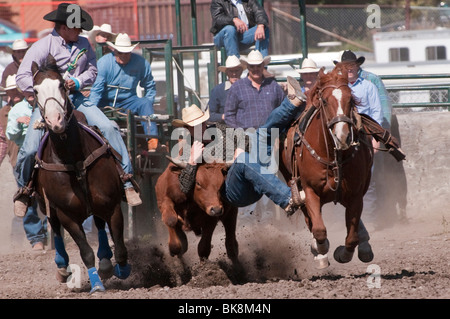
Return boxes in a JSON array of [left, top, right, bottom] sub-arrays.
[[287, 76, 307, 107], [125, 187, 142, 206], [13, 187, 31, 218]]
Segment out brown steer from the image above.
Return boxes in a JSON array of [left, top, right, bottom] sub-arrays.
[[155, 159, 239, 263]]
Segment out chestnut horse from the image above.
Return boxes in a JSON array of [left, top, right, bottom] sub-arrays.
[[31, 55, 130, 293], [280, 65, 374, 268]]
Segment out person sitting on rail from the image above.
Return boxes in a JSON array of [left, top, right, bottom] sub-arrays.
[[89, 33, 159, 152], [210, 0, 270, 58], [13, 3, 142, 218]]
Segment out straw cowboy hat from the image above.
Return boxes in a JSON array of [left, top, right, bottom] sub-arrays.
[[218, 55, 246, 72], [2, 75, 17, 91], [172, 104, 210, 127], [106, 33, 139, 53], [89, 23, 117, 43], [240, 50, 271, 67], [297, 58, 320, 74], [43, 3, 94, 31], [6, 39, 29, 54], [333, 50, 365, 65]]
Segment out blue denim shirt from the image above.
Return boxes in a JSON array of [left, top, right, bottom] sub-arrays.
[[89, 52, 156, 107], [349, 76, 383, 125]]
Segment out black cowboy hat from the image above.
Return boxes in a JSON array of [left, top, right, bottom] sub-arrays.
[[333, 50, 365, 65], [44, 3, 94, 31]]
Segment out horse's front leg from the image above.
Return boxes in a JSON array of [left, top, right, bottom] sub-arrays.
[[333, 199, 362, 263], [304, 188, 330, 269], [93, 216, 114, 280], [58, 210, 105, 293], [108, 204, 131, 280], [47, 209, 71, 283]]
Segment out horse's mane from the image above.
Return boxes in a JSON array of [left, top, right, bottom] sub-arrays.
[[38, 55, 62, 79]]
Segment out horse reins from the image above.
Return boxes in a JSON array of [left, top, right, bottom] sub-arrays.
[[295, 83, 358, 203]]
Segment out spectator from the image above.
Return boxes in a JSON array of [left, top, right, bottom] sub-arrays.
[[224, 50, 284, 129], [208, 55, 245, 124], [88, 23, 117, 55], [0, 39, 29, 167], [4, 74, 47, 251], [210, 0, 269, 58], [89, 33, 159, 152], [297, 57, 320, 95]]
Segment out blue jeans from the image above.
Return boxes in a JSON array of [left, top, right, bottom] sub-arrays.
[[213, 25, 270, 57], [23, 201, 47, 246], [14, 92, 133, 189], [99, 96, 157, 137], [221, 97, 303, 208]]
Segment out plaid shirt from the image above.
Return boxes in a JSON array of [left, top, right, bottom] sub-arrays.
[[224, 77, 285, 129]]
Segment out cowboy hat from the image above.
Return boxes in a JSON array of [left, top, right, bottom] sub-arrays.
[[5, 39, 29, 54], [44, 3, 94, 31], [89, 23, 117, 43], [172, 104, 210, 127], [297, 58, 320, 74], [240, 50, 271, 67], [2, 75, 17, 91], [333, 50, 365, 65], [106, 33, 139, 53], [218, 55, 246, 72]]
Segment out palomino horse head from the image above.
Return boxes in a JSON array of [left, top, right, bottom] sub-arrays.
[[308, 64, 356, 151], [31, 54, 73, 134]]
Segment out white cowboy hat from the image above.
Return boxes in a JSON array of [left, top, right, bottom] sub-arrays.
[[2, 74, 17, 91], [89, 23, 117, 43], [218, 55, 246, 72], [172, 104, 210, 127], [6, 39, 29, 53], [297, 58, 320, 74], [107, 33, 139, 53], [240, 50, 271, 66]]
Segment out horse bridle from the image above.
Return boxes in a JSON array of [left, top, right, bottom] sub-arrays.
[[297, 83, 359, 203], [33, 71, 75, 125]]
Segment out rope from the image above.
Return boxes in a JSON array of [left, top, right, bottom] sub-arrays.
[[171, 57, 207, 110]]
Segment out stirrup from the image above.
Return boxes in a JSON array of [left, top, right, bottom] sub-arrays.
[[289, 179, 305, 206]]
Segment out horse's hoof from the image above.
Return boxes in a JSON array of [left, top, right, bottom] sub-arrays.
[[98, 258, 114, 280], [333, 245, 354, 263], [114, 263, 131, 280], [358, 241, 374, 263], [311, 237, 330, 256], [313, 254, 330, 269], [89, 283, 106, 294], [56, 267, 71, 283]]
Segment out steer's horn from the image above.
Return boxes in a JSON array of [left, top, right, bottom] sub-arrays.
[[166, 155, 188, 168]]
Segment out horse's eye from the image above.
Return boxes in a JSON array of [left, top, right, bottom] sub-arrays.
[[33, 89, 38, 95], [195, 181, 201, 188]]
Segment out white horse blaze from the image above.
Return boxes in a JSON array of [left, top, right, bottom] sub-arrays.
[[34, 78, 66, 133], [331, 88, 349, 149]]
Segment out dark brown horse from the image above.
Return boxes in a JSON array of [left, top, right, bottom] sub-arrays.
[[31, 55, 130, 293], [281, 65, 374, 268]]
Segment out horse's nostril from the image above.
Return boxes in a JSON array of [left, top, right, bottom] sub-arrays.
[[210, 206, 223, 216]]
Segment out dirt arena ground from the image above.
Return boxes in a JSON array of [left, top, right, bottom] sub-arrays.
[[0, 112, 449, 303]]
